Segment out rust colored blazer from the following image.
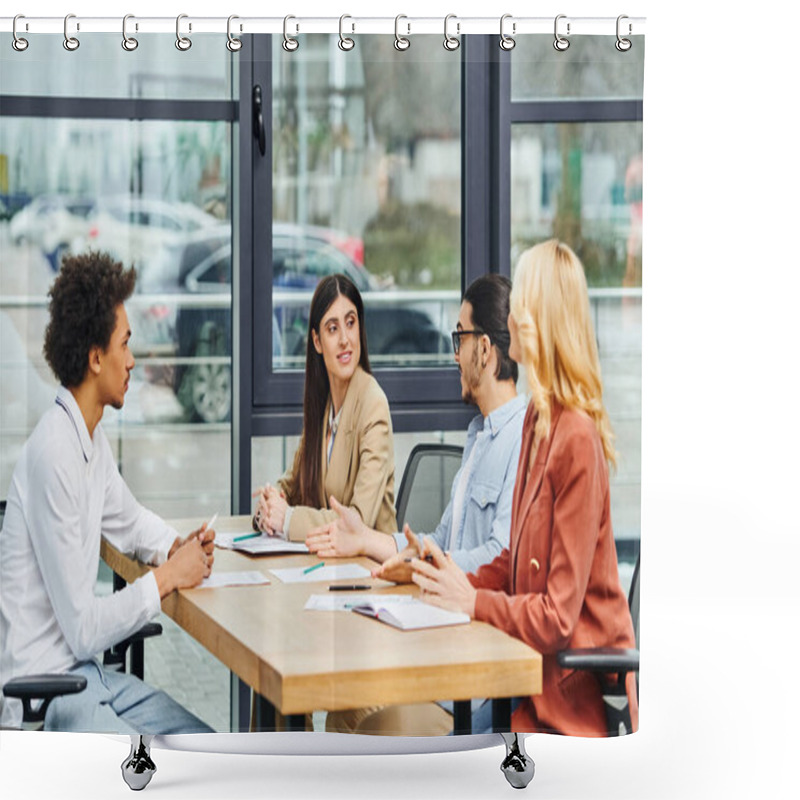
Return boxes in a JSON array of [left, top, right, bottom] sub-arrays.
[[469, 401, 638, 736], [278, 366, 397, 542]]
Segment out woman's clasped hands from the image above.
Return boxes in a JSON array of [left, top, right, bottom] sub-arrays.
[[254, 484, 288, 536], [408, 537, 477, 618]]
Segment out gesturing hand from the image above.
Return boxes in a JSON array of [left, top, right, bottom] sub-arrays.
[[371, 524, 420, 583], [410, 537, 477, 618], [305, 496, 365, 558]]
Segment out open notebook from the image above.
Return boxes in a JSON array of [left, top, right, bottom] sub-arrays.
[[351, 598, 470, 631]]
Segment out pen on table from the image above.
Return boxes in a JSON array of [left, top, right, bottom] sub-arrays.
[[233, 532, 262, 543], [303, 561, 325, 575], [328, 585, 371, 592]]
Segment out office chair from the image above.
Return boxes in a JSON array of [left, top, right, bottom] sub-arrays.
[[556, 554, 640, 736], [395, 443, 464, 532], [1, 500, 87, 727], [0, 499, 159, 728], [103, 569, 162, 680]]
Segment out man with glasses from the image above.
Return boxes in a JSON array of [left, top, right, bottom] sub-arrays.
[[309, 274, 526, 736]]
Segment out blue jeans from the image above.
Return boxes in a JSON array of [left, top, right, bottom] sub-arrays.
[[44, 660, 213, 734]]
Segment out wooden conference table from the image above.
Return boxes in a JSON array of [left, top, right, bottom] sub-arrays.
[[101, 515, 542, 735]]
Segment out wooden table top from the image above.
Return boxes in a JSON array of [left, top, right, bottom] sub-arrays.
[[101, 516, 542, 715]]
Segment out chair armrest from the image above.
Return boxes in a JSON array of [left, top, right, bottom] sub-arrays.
[[3, 674, 88, 701], [2, 673, 88, 727], [557, 647, 639, 673], [114, 621, 163, 652]]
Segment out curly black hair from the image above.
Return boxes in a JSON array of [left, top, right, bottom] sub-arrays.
[[43, 251, 137, 388]]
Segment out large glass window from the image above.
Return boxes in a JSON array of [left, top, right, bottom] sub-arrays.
[[511, 35, 645, 101], [0, 116, 232, 515], [510, 120, 642, 568], [0, 35, 233, 100], [510, 122, 643, 287], [270, 35, 461, 370]]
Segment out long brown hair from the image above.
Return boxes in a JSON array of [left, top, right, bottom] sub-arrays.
[[285, 274, 372, 506]]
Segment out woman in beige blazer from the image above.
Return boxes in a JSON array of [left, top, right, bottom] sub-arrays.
[[253, 274, 397, 543]]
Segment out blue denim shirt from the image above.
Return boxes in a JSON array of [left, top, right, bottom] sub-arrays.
[[393, 393, 527, 573]]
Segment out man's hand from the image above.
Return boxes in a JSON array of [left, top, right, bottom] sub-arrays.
[[371, 524, 420, 583], [167, 521, 216, 570], [305, 497, 366, 558], [154, 538, 210, 599]]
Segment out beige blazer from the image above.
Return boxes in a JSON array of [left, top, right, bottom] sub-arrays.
[[278, 366, 397, 542]]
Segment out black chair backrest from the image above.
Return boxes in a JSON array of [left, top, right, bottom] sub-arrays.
[[628, 554, 640, 651], [395, 444, 463, 533]]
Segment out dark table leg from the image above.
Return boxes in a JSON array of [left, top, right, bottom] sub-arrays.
[[453, 700, 472, 735], [230, 675, 251, 732], [253, 691, 277, 731], [492, 697, 512, 733]]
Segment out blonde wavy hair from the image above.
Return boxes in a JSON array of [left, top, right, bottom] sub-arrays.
[[510, 239, 617, 467]]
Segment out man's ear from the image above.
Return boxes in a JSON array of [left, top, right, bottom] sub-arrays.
[[481, 334, 492, 365], [87, 345, 103, 376], [311, 329, 323, 355]]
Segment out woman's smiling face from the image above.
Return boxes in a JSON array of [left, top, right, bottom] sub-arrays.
[[312, 293, 361, 386]]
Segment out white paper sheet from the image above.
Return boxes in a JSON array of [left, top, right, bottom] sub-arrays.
[[213, 532, 308, 555], [304, 593, 413, 611], [213, 531, 256, 549], [196, 571, 271, 589], [269, 564, 371, 584]]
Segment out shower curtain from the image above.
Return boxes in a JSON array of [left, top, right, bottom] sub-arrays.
[[0, 12, 643, 758]]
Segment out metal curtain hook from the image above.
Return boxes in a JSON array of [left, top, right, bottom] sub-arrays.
[[554, 14, 570, 51], [227, 15, 243, 52], [394, 15, 410, 51], [443, 14, 460, 51], [616, 15, 632, 52], [499, 14, 515, 51], [122, 14, 138, 51], [283, 15, 299, 51], [176, 14, 192, 51], [338, 14, 355, 51], [63, 13, 80, 51], [12, 14, 29, 52]]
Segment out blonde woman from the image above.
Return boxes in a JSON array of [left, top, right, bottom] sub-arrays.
[[412, 240, 638, 736]]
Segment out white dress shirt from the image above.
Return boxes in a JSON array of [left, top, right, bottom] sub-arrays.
[[0, 386, 177, 728]]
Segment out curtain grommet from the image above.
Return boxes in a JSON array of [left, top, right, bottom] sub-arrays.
[[394, 15, 410, 51], [12, 14, 29, 52], [63, 13, 80, 51], [176, 14, 192, 51], [499, 14, 516, 51], [554, 14, 570, 52]]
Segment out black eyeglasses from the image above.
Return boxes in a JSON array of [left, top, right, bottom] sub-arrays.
[[451, 329, 486, 354]]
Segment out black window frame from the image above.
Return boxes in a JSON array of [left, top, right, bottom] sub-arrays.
[[236, 34, 643, 512], [0, 33, 643, 520]]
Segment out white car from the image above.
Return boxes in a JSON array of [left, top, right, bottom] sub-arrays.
[[9, 195, 96, 269], [70, 197, 220, 271]]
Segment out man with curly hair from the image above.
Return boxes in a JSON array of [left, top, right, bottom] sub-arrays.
[[0, 252, 215, 733]]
